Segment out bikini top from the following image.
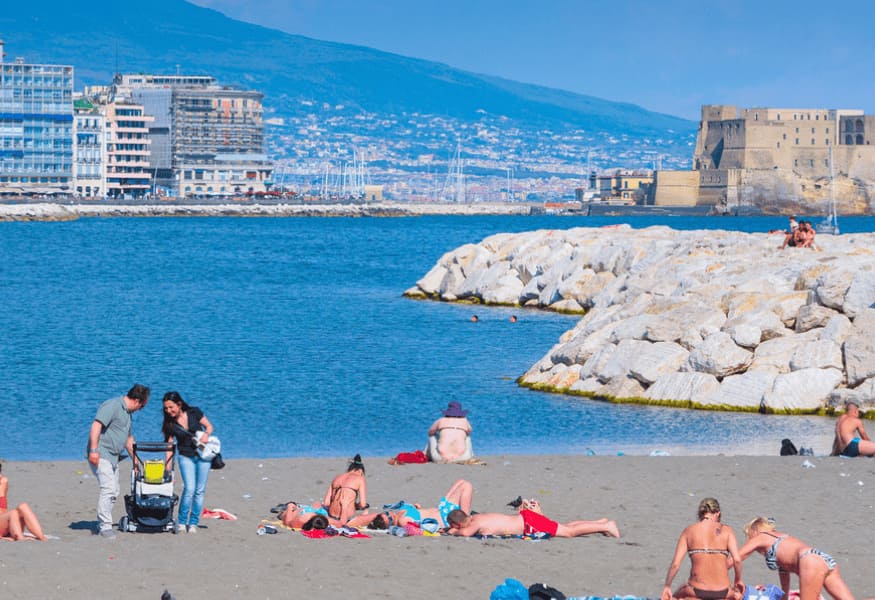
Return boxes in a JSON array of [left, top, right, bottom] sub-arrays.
[[764, 533, 788, 571], [688, 548, 730, 557]]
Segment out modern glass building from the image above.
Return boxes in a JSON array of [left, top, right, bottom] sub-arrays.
[[0, 41, 74, 196]]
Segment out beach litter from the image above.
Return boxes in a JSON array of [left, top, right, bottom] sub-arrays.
[[801, 460, 815, 469]]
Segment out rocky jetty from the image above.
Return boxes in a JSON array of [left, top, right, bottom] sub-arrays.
[[405, 225, 875, 414]]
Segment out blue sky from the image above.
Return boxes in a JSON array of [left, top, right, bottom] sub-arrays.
[[189, 0, 875, 120]]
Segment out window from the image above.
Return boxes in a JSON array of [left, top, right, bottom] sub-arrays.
[[794, 159, 798, 167], [846, 134, 854, 145], [795, 138, 799, 145], [810, 159, 814, 167], [811, 139, 815, 145], [856, 134, 864, 144], [811, 128, 815, 134], [777, 142, 781, 148], [795, 127, 799, 133], [783, 133, 787, 140]]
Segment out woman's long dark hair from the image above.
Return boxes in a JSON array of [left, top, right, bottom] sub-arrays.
[[161, 391, 191, 439], [302, 514, 328, 531]]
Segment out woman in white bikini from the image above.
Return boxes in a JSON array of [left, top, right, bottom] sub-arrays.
[[663, 498, 743, 600], [738, 517, 854, 600]]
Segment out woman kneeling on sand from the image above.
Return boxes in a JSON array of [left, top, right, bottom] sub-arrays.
[[0, 464, 47, 541], [662, 497, 743, 600], [738, 516, 854, 600]]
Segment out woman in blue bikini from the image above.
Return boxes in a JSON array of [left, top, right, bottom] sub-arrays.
[[662, 498, 744, 600], [738, 516, 854, 600]]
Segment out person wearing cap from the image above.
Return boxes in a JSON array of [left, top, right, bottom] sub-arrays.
[[426, 401, 474, 463], [831, 401, 875, 457]]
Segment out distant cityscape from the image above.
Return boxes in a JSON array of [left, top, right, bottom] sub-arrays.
[[3, 39, 871, 214], [0, 41, 694, 203]]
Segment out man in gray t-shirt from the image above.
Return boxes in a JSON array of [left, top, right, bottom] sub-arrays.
[[86, 384, 149, 538]]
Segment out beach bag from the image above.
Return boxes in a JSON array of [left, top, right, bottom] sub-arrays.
[[528, 582, 567, 600], [211, 452, 226, 470], [489, 578, 528, 600], [780, 439, 798, 456]]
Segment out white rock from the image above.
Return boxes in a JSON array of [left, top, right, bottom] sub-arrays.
[[627, 342, 690, 385], [795, 304, 839, 332], [705, 369, 779, 411], [762, 368, 843, 412], [644, 372, 720, 403], [789, 340, 844, 371], [683, 331, 753, 377], [844, 308, 875, 386], [843, 269, 875, 318]]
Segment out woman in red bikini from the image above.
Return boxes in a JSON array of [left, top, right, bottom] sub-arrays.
[[662, 497, 743, 600], [0, 464, 47, 541]]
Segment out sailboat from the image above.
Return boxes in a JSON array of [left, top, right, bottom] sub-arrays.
[[816, 145, 839, 234]]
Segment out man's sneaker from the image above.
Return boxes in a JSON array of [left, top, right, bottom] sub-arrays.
[[176, 524, 187, 533], [187, 525, 198, 533], [99, 528, 116, 539]]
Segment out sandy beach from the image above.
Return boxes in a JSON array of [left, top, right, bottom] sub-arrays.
[[2, 455, 874, 599]]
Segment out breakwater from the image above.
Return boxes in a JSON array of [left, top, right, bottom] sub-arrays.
[[0, 201, 533, 221], [405, 225, 875, 413]]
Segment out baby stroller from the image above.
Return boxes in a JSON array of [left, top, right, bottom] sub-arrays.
[[120, 441, 179, 534]]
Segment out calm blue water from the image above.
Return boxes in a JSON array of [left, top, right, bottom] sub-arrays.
[[2, 214, 873, 461]]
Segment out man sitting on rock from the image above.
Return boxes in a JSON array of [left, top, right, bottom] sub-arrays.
[[831, 401, 875, 457]]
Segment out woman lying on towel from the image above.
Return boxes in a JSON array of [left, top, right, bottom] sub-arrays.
[[278, 501, 333, 530], [350, 479, 474, 530], [662, 497, 743, 600], [738, 516, 854, 600], [0, 464, 47, 541]]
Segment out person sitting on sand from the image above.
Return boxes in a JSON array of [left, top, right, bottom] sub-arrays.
[[662, 497, 743, 600], [0, 464, 47, 541], [426, 401, 474, 463], [445, 504, 619, 538], [322, 454, 368, 524], [831, 401, 875, 457], [351, 479, 474, 530], [738, 516, 854, 600]]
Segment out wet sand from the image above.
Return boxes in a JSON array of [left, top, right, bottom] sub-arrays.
[[2, 455, 874, 599]]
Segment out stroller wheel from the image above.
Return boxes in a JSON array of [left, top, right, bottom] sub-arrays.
[[119, 516, 129, 533]]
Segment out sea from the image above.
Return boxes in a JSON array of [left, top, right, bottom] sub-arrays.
[[2, 213, 874, 461]]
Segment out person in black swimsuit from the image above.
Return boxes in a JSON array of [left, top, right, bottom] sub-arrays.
[[662, 498, 743, 600], [322, 454, 368, 524]]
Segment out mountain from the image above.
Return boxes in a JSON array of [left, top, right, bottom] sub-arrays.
[[1, 0, 697, 194]]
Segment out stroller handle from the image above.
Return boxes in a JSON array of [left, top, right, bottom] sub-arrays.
[[133, 441, 176, 454]]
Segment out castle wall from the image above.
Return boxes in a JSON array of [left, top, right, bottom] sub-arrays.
[[651, 170, 702, 206]]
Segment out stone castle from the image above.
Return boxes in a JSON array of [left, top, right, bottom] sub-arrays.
[[650, 105, 875, 214]]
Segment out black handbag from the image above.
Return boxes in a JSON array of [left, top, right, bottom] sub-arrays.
[[211, 452, 226, 470]]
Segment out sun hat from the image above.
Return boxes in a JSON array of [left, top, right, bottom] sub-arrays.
[[442, 401, 468, 418]]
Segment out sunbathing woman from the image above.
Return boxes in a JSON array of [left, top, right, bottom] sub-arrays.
[[278, 502, 332, 530], [322, 454, 368, 524], [351, 479, 474, 530], [738, 516, 854, 600], [0, 465, 47, 541], [662, 498, 743, 600], [426, 401, 474, 462]]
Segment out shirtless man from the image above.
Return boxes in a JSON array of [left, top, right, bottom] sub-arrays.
[[426, 401, 473, 462], [831, 401, 875, 457], [446, 507, 619, 538]]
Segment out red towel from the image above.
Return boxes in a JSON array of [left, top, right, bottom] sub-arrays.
[[390, 450, 428, 464]]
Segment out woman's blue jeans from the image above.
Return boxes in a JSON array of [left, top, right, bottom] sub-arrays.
[[177, 453, 211, 527]]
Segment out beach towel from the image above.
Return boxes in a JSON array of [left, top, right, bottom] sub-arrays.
[[202, 508, 238, 521], [301, 526, 370, 539], [388, 450, 429, 464]]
